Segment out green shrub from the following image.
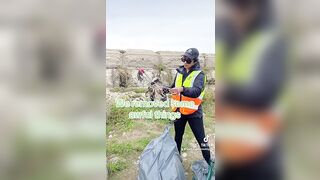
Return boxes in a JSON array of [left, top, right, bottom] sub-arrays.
[[202, 89, 215, 118], [107, 160, 127, 175]]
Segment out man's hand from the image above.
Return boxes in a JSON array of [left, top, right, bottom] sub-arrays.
[[170, 87, 184, 95]]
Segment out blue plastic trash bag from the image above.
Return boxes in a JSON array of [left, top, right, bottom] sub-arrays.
[[138, 126, 186, 180], [191, 160, 214, 180]]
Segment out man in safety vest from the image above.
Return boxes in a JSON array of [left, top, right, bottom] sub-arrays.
[[216, 0, 288, 180], [170, 48, 213, 167]]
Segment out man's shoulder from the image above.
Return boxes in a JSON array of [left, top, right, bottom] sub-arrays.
[[196, 70, 205, 76]]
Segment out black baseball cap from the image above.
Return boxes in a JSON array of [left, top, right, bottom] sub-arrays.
[[183, 48, 199, 61]]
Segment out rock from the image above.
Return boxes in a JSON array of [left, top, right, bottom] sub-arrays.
[[182, 153, 187, 158]]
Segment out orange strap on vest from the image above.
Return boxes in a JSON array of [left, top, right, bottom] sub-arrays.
[[216, 104, 281, 164], [171, 94, 202, 115]]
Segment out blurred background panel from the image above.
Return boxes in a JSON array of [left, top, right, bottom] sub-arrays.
[[283, 0, 320, 179], [0, 0, 106, 180], [216, 0, 320, 180]]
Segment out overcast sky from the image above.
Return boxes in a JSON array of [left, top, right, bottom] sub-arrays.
[[106, 0, 215, 53]]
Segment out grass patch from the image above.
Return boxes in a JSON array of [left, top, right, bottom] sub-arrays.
[[134, 137, 153, 151], [107, 142, 134, 155], [107, 104, 146, 133], [110, 87, 147, 93], [107, 137, 154, 156], [202, 88, 215, 107], [165, 69, 174, 86], [132, 88, 147, 94], [107, 103, 172, 134], [202, 66, 211, 75], [202, 88, 215, 118], [110, 87, 126, 93], [154, 63, 166, 72], [106, 136, 155, 176], [107, 160, 128, 175]]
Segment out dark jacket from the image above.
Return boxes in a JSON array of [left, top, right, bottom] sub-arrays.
[[171, 62, 205, 119]]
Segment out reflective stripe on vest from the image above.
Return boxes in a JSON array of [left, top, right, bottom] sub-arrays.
[[216, 105, 281, 163], [171, 70, 205, 115]]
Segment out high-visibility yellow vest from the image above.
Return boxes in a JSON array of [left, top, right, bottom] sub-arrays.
[[171, 70, 206, 115]]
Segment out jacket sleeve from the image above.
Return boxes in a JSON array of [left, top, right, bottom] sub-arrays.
[[182, 72, 205, 98]]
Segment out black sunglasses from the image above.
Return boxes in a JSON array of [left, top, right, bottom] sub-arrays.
[[181, 55, 193, 64]]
